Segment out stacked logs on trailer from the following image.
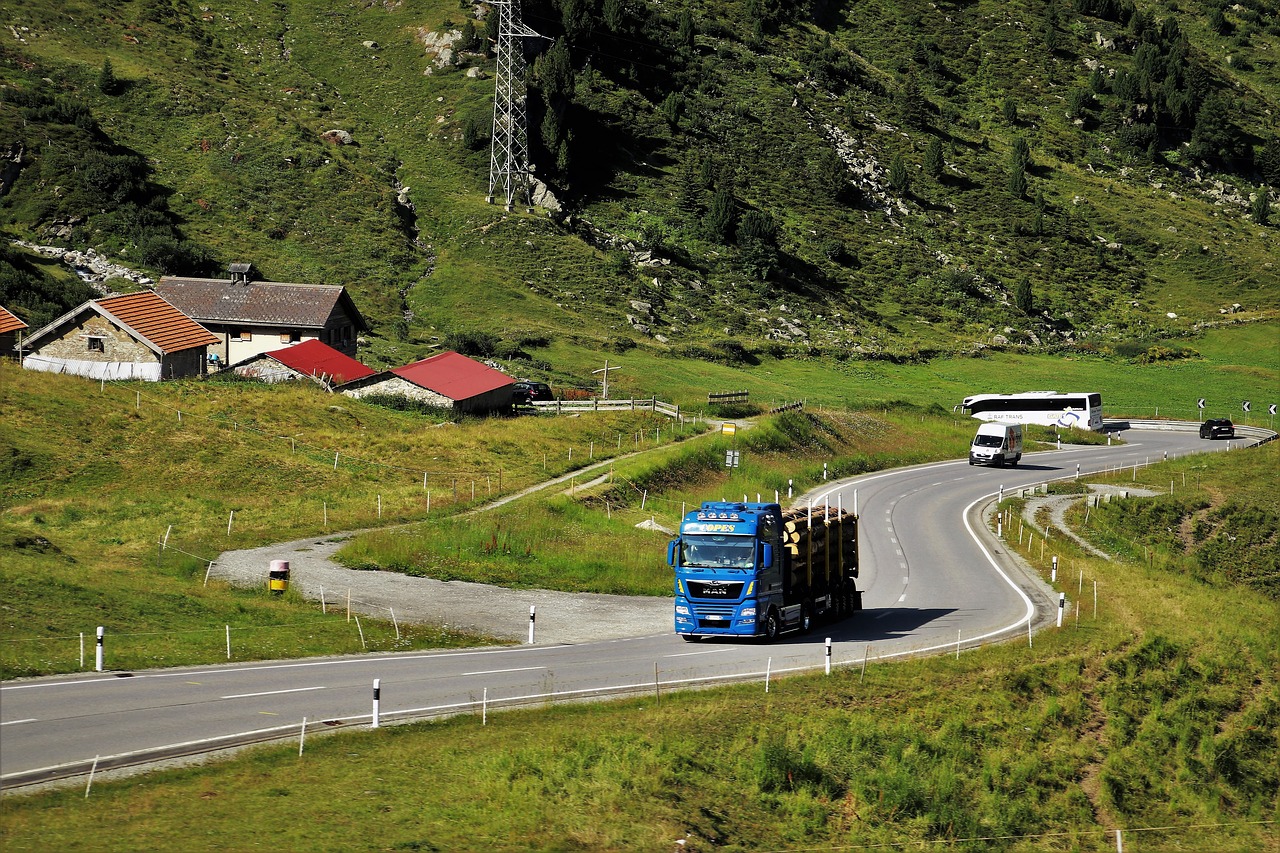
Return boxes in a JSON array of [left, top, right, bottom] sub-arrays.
[[780, 506, 859, 593]]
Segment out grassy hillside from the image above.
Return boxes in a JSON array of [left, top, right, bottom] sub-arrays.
[[2, 0, 1277, 379], [2, 443, 1275, 851]]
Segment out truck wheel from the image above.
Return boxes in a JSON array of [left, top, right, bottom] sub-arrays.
[[764, 609, 781, 641]]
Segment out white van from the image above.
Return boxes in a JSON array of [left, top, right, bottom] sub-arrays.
[[969, 422, 1023, 466]]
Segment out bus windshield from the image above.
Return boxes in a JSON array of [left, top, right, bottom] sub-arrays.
[[680, 534, 756, 569]]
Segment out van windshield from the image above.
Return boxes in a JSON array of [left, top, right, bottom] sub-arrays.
[[973, 434, 1004, 447]]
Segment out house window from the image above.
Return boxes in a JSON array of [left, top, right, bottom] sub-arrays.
[[87, 337, 105, 352], [232, 329, 252, 341]]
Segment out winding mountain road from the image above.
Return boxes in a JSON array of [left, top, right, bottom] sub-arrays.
[[1, 425, 1263, 790]]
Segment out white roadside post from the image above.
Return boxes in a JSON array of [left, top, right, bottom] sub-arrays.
[[371, 679, 381, 729], [95, 626, 104, 672], [825, 638, 832, 675], [528, 605, 536, 645], [1052, 555, 1058, 583], [1057, 593, 1066, 628]]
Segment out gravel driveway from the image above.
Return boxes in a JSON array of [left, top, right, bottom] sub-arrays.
[[208, 456, 678, 645]]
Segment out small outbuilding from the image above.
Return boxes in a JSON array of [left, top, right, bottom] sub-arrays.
[[228, 338, 376, 389], [341, 350, 515, 414], [20, 291, 219, 381], [0, 305, 28, 359]]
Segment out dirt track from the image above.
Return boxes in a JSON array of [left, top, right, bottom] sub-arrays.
[[208, 451, 685, 645]]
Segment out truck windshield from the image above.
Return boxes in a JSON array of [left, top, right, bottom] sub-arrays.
[[680, 534, 756, 568], [973, 434, 1004, 447]]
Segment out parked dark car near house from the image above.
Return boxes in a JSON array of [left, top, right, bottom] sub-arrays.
[[512, 381, 554, 406], [1199, 418, 1235, 439]]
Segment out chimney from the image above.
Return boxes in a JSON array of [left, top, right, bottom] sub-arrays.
[[228, 262, 254, 285]]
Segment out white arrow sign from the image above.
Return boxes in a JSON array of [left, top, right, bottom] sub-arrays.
[[1270, 404, 1277, 416], [1242, 401, 1251, 413], [1197, 398, 1205, 409]]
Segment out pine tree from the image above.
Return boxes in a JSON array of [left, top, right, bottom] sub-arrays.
[[1008, 168, 1028, 199], [676, 158, 702, 214], [1002, 97, 1018, 125], [1014, 277, 1034, 314], [896, 72, 927, 129], [677, 10, 696, 48], [924, 137, 944, 180], [1011, 137, 1031, 172], [703, 187, 737, 243], [483, 12, 499, 57], [1258, 137, 1280, 186], [889, 152, 911, 193], [603, 0, 628, 33], [1253, 188, 1271, 226], [815, 148, 847, 200], [98, 58, 119, 96]]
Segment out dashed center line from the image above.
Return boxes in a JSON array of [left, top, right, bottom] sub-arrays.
[[221, 686, 326, 700]]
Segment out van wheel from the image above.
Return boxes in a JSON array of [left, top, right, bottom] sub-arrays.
[[764, 609, 781, 641]]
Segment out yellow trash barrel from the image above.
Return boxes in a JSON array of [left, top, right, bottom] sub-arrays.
[[269, 559, 289, 595]]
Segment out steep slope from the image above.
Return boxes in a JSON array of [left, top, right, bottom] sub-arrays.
[[1, 0, 1276, 374]]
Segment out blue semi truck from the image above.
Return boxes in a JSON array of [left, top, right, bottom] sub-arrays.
[[669, 501, 861, 641]]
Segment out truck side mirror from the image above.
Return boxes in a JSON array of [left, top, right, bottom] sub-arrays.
[[760, 543, 773, 566], [667, 540, 677, 567]]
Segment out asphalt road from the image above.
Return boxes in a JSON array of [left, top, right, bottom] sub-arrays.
[[0, 426, 1256, 789]]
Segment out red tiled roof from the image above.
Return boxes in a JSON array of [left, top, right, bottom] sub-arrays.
[[0, 305, 27, 335], [392, 351, 514, 401], [153, 277, 368, 331], [263, 339, 375, 385], [95, 292, 219, 354]]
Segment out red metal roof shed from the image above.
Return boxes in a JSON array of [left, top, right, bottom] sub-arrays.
[[392, 351, 514, 401], [263, 339, 375, 385]]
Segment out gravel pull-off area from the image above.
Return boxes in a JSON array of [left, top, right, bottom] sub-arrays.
[[209, 532, 673, 645]]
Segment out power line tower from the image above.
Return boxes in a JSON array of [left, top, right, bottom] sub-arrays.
[[487, 0, 542, 211]]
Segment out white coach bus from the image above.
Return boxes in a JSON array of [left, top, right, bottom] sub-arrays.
[[960, 391, 1104, 431]]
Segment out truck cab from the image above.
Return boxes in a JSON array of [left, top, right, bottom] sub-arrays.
[[669, 501, 860, 641]]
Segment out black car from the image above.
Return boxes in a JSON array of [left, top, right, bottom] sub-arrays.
[[512, 381, 554, 406], [1199, 418, 1235, 439]]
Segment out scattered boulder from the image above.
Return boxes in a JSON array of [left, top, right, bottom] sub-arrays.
[[320, 129, 354, 145]]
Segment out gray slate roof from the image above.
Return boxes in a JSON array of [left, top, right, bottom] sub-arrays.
[[153, 277, 369, 331]]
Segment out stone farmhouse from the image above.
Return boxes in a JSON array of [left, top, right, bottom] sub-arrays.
[[341, 350, 516, 414], [153, 263, 369, 369], [19, 291, 218, 381]]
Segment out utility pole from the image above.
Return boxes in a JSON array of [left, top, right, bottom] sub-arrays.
[[487, 0, 543, 210], [593, 359, 621, 400]]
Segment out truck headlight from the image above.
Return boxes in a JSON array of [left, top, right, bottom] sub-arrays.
[[740, 607, 756, 617], [675, 605, 690, 615]]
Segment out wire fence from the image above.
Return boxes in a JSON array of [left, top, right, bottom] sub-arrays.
[[84, 379, 695, 494]]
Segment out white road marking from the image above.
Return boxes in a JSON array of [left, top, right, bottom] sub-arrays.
[[0, 718, 37, 726], [221, 686, 326, 700], [461, 666, 547, 676], [664, 648, 737, 658]]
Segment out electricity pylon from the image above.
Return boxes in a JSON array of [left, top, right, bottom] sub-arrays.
[[487, 0, 542, 210]]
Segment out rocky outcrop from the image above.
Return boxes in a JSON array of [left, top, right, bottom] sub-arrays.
[[12, 241, 154, 291]]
